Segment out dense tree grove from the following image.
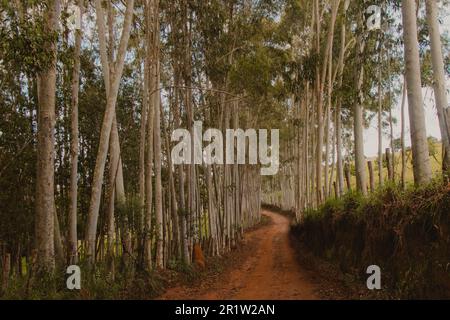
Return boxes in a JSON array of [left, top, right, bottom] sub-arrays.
[[263, 0, 450, 215], [0, 0, 448, 296]]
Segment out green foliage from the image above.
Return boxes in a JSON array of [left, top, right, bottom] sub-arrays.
[[0, 1, 57, 75], [230, 46, 273, 96]]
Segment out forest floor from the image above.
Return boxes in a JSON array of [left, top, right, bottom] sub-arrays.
[[158, 210, 348, 300]]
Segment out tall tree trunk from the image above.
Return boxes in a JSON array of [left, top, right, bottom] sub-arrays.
[[401, 78, 407, 188], [106, 117, 122, 258], [173, 81, 189, 263], [68, 0, 83, 265], [170, 8, 190, 260], [184, 0, 197, 256], [139, 51, 149, 239], [335, 13, 346, 197], [85, 0, 135, 264], [106, 155, 116, 262], [105, 1, 129, 261], [305, 84, 311, 205], [144, 81, 154, 271], [402, 0, 432, 185], [389, 106, 395, 181], [314, 0, 323, 205], [162, 103, 180, 258], [144, 0, 155, 271], [354, 35, 367, 194], [378, 53, 384, 187], [323, 0, 340, 199], [35, 0, 60, 273], [425, 0, 450, 173], [154, 82, 163, 268], [151, 0, 164, 269], [138, 20, 150, 266]]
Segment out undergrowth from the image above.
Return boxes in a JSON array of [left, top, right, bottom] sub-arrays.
[[0, 259, 166, 300], [1, 217, 265, 300], [292, 180, 450, 299]]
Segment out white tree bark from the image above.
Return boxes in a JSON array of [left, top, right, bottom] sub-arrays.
[[103, 1, 127, 257], [323, 0, 340, 199], [401, 78, 407, 188], [335, 16, 346, 196], [354, 33, 367, 194], [149, 0, 164, 269], [402, 0, 432, 184], [378, 49, 384, 187], [144, 79, 154, 270], [68, 0, 83, 265], [139, 56, 149, 235], [85, 0, 135, 263], [425, 0, 450, 171]]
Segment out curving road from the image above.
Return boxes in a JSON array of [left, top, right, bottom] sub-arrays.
[[160, 210, 319, 300]]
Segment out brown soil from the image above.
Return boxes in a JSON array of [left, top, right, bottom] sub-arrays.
[[158, 210, 321, 300]]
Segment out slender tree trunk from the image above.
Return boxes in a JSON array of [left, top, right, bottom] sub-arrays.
[[105, 120, 128, 261], [85, 0, 135, 264], [68, 0, 83, 265], [328, 124, 336, 196], [401, 79, 407, 188], [354, 34, 367, 194], [54, 211, 64, 265], [137, 31, 149, 267], [323, 0, 339, 199], [139, 51, 149, 238], [106, 158, 116, 263], [368, 161, 375, 192], [314, 0, 323, 206], [105, 3, 129, 261], [35, 0, 60, 273], [144, 0, 155, 270], [305, 85, 310, 207], [233, 101, 241, 240], [144, 84, 154, 270], [151, 0, 164, 269], [162, 104, 180, 258], [402, 0, 432, 185], [389, 108, 395, 181], [104, 2, 116, 260], [154, 84, 163, 268], [386, 148, 393, 180], [378, 48, 384, 187], [344, 162, 351, 191], [335, 15, 346, 197], [174, 83, 189, 263], [425, 0, 450, 173]]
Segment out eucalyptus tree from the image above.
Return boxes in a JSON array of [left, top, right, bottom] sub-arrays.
[[35, 0, 61, 273], [85, 0, 135, 264], [151, 0, 164, 269], [401, 0, 432, 184], [68, 0, 84, 265], [425, 0, 450, 173]]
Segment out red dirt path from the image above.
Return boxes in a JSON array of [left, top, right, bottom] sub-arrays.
[[159, 210, 320, 300]]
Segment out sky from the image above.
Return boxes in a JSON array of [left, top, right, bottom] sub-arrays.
[[364, 87, 448, 157], [363, 4, 450, 157]]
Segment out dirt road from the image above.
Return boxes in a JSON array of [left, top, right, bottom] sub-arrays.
[[160, 210, 320, 300]]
